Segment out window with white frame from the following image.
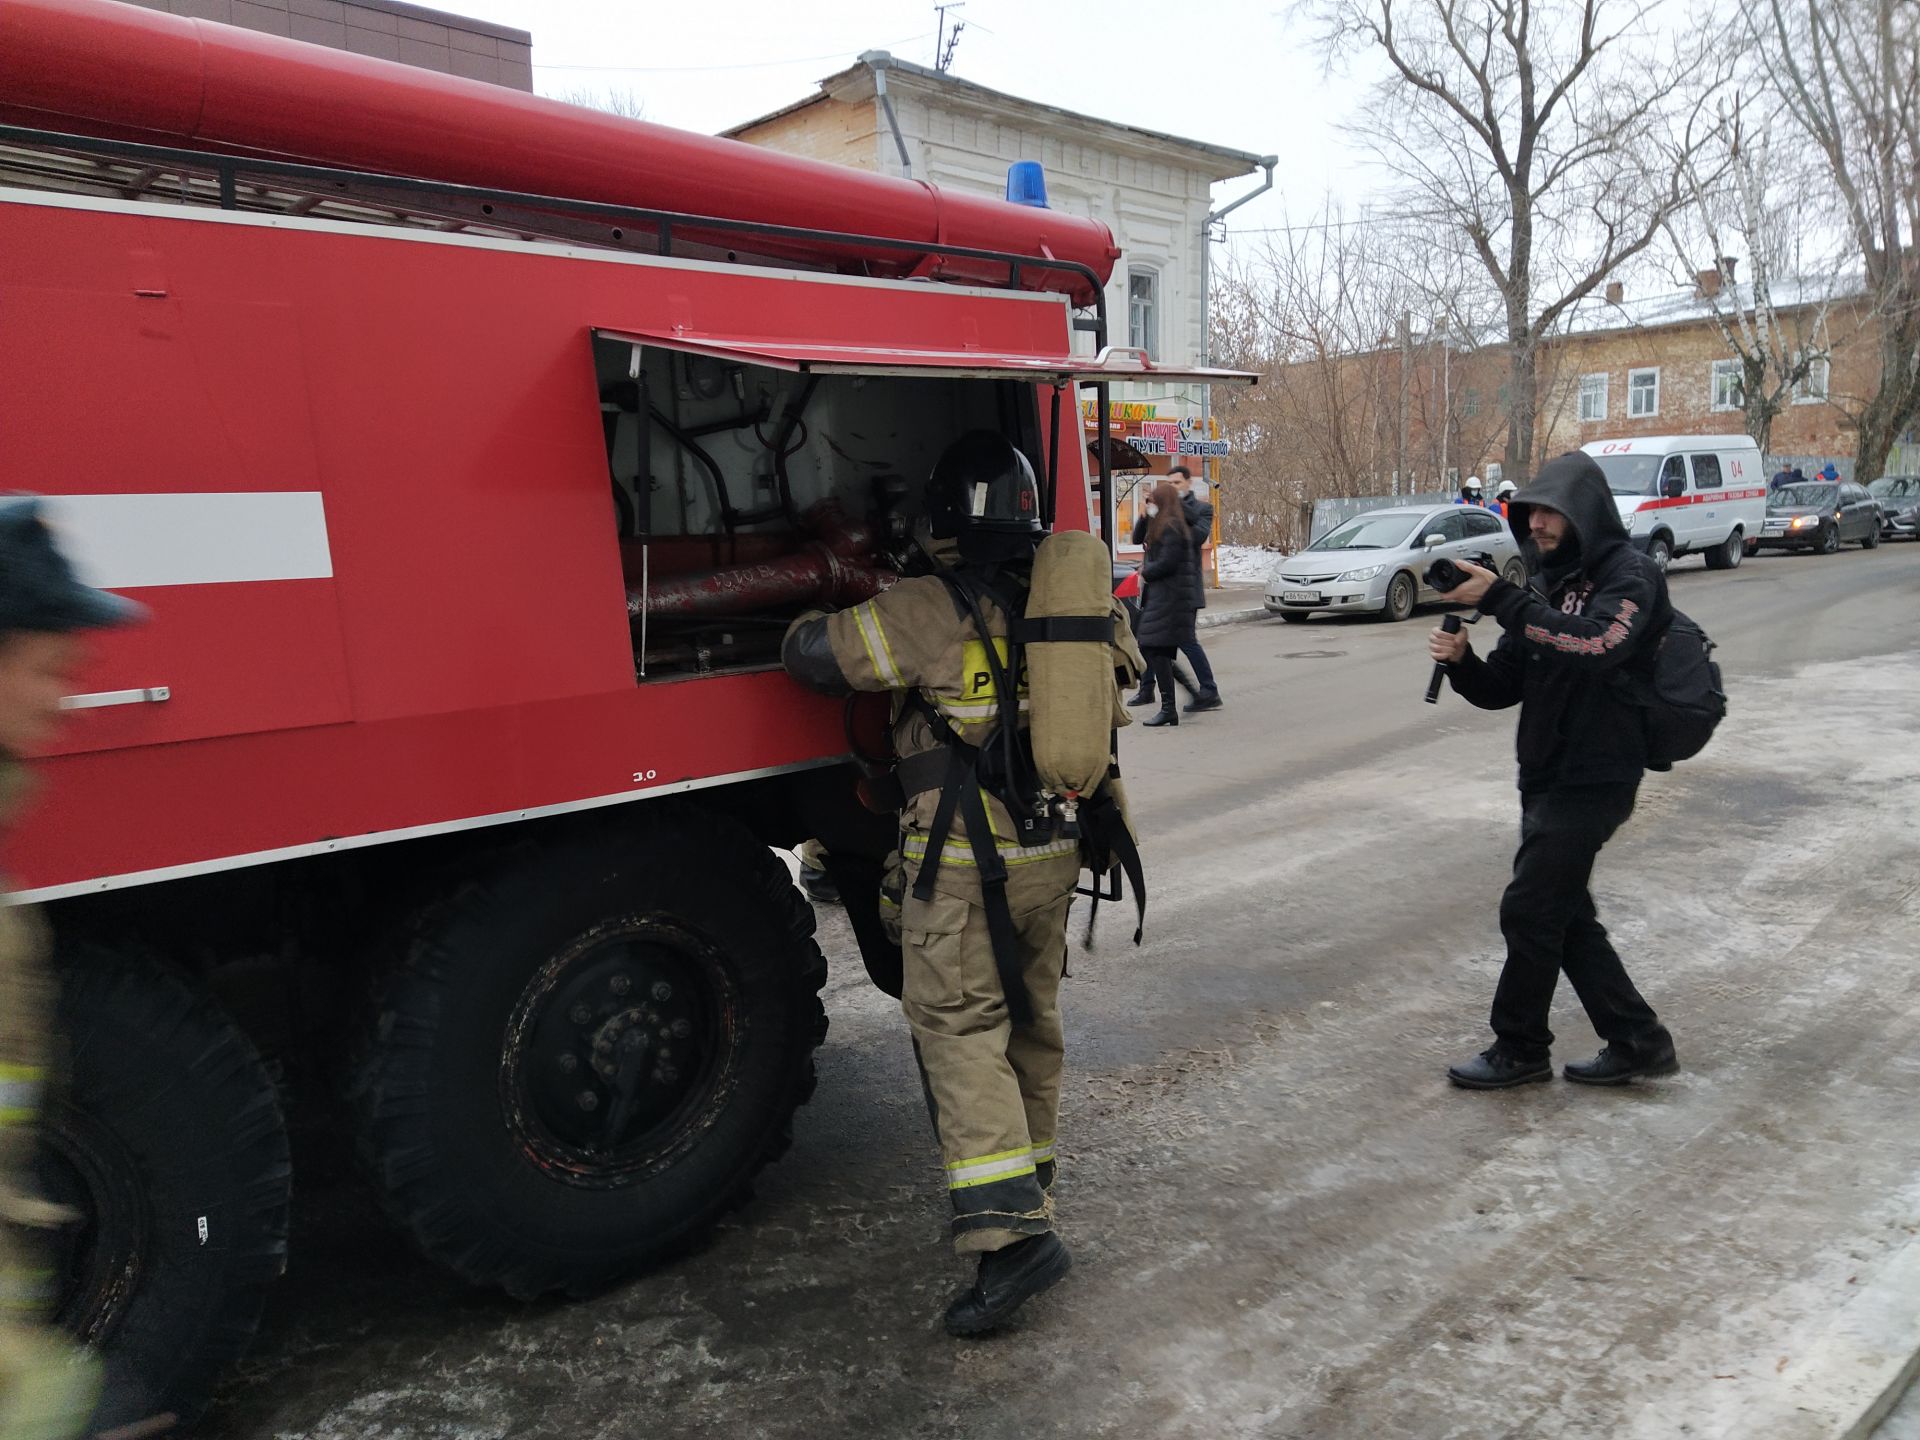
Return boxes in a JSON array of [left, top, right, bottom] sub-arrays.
[[1628, 367, 1660, 418], [1793, 353, 1831, 403], [1578, 373, 1608, 422], [1127, 268, 1159, 361], [1485, 462, 1503, 487], [1710, 359, 1743, 412], [1461, 388, 1481, 418]]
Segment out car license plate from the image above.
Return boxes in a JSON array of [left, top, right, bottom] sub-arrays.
[[1281, 590, 1322, 604]]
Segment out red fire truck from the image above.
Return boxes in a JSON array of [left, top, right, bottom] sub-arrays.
[[0, 0, 1246, 1419]]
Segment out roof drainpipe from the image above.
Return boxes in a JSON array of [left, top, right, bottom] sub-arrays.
[[1196, 154, 1275, 582], [1199, 155, 1277, 374], [861, 51, 913, 180]]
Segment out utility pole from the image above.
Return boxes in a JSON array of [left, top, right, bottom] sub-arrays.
[[1397, 310, 1412, 497]]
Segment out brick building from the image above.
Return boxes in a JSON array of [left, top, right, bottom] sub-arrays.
[[1532, 271, 1873, 477], [119, 0, 532, 89], [1266, 267, 1885, 504]]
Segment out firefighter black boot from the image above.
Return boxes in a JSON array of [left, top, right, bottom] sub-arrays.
[[943, 1233, 1073, 1336]]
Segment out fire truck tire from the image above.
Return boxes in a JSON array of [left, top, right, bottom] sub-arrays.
[[41, 952, 292, 1430], [353, 806, 829, 1300]]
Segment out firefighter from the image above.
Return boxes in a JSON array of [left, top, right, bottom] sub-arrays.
[[781, 432, 1093, 1336], [0, 500, 139, 1440]]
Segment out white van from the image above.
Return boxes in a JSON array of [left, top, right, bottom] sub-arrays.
[[1582, 434, 1768, 571]]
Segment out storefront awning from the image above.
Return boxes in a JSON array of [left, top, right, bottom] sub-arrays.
[[1089, 436, 1154, 471]]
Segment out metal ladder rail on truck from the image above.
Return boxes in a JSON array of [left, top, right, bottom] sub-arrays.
[[0, 0, 1254, 1422]]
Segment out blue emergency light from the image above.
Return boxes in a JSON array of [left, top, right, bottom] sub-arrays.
[[1005, 161, 1049, 208]]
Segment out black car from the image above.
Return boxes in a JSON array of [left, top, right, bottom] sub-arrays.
[[1755, 481, 1883, 554], [1869, 475, 1920, 540]]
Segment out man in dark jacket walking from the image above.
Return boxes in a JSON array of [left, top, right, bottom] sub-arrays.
[[1426, 451, 1679, 1090]]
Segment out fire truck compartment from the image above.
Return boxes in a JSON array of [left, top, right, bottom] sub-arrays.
[[596, 332, 1048, 680]]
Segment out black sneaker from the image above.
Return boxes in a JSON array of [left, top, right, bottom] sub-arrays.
[[1447, 1047, 1553, 1089], [1126, 688, 1157, 707], [1182, 691, 1223, 714], [943, 1233, 1072, 1337], [1564, 1033, 1678, 1086]]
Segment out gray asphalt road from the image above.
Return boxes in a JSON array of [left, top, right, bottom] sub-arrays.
[[204, 542, 1920, 1440]]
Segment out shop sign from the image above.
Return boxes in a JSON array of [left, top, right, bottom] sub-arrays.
[[1080, 400, 1160, 424], [1134, 418, 1232, 459]]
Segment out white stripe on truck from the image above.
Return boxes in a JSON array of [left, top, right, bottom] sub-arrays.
[[38, 492, 333, 589]]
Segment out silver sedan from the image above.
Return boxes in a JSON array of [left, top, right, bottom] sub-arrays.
[[1263, 504, 1528, 623]]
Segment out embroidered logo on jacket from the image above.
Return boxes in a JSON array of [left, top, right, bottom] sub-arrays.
[[1526, 597, 1640, 656]]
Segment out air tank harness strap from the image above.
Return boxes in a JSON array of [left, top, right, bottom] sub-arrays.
[[904, 705, 1037, 1027], [1075, 757, 1147, 950], [1011, 616, 1115, 644]]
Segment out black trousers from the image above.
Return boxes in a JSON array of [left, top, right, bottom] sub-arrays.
[[1179, 636, 1218, 694], [1490, 782, 1663, 1060]]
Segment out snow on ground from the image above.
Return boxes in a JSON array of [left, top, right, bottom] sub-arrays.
[[1216, 543, 1286, 585]]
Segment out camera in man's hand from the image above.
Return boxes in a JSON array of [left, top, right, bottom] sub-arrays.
[[1426, 551, 1498, 593]]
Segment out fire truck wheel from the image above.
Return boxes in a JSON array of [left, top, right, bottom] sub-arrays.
[[41, 952, 292, 1430], [353, 805, 829, 1300]]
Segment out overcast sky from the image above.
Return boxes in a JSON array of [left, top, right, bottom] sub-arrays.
[[433, 0, 1392, 249]]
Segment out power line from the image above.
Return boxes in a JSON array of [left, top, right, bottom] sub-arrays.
[[1224, 207, 1468, 235]]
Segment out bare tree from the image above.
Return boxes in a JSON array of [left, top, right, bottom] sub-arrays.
[[1664, 99, 1841, 455], [1210, 212, 1475, 545], [1311, 0, 1725, 484], [549, 86, 649, 120], [1749, 0, 1920, 483]]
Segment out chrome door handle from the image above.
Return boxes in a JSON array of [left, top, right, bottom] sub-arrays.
[[60, 687, 171, 711]]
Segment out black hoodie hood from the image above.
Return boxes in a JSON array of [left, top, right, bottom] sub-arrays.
[[1507, 452, 1630, 578]]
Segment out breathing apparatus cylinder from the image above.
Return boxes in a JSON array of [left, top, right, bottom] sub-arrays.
[[1026, 528, 1129, 801]]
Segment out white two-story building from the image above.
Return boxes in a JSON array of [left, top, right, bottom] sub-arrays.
[[725, 52, 1267, 558]]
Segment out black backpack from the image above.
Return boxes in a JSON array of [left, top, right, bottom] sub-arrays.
[[1624, 610, 1726, 770]]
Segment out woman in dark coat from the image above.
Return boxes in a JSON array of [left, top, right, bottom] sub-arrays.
[[1135, 479, 1198, 727]]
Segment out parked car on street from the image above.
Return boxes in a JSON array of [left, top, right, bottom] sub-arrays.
[[1869, 475, 1920, 540], [1114, 558, 1141, 625], [1755, 481, 1884, 553], [1263, 503, 1526, 623], [1583, 434, 1767, 573]]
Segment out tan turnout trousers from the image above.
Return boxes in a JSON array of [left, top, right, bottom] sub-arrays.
[[901, 849, 1081, 1254], [1, 765, 99, 1439]]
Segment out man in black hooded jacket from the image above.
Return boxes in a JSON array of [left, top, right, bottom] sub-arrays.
[[1427, 451, 1680, 1089]]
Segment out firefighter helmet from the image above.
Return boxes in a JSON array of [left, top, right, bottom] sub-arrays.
[[926, 431, 1045, 562]]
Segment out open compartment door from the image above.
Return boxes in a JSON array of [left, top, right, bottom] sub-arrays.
[[592, 326, 1089, 381], [1064, 347, 1260, 388]]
